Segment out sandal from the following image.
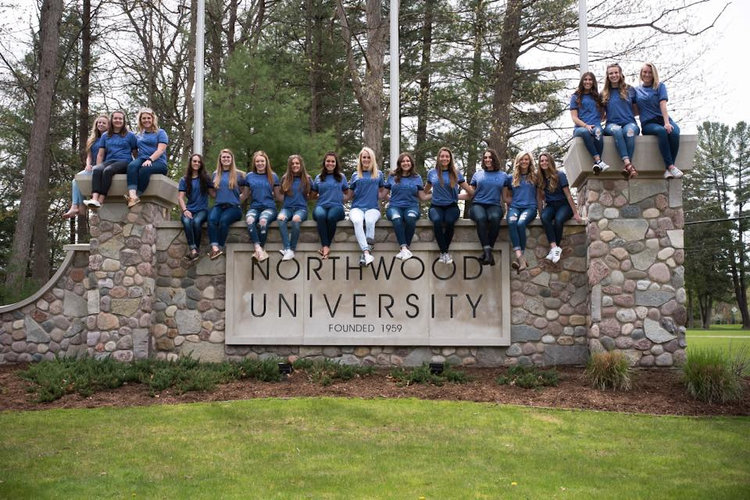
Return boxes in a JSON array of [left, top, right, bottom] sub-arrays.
[[621, 163, 638, 180], [321, 247, 330, 260], [208, 248, 223, 260]]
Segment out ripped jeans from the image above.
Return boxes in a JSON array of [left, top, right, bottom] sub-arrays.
[[246, 207, 278, 246], [507, 206, 537, 252], [604, 122, 640, 161]]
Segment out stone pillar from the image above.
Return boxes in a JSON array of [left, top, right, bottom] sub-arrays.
[[79, 174, 177, 362]]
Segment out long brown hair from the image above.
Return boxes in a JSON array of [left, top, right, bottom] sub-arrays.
[[436, 147, 458, 188], [107, 110, 129, 137], [392, 152, 417, 183], [183, 153, 212, 197], [511, 151, 539, 188], [601, 63, 630, 105], [281, 154, 311, 195], [539, 153, 560, 192], [574, 72, 602, 112], [214, 148, 238, 189]]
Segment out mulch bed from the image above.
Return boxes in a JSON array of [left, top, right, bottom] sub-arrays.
[[1, 364, 748, 416]]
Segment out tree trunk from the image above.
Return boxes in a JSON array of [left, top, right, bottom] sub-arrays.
[[414, 0, 433, 173], [306, 0, 324, 134], [77, 0, 91, 167], [5, 0, 64, 290], [488, 0, 523, 167], [32, 154, 51, 282], [463, 0, 486, 217], [182, 0, 197, 161]]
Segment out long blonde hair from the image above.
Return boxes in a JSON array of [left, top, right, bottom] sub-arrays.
[[214, 148, 238, 189], [356, 146, 380, 180], [511, 151, 539, 188], [281, 154, 311, 195], [136, 107, 159, 133], [539, 153, 560, 192], [251, 150, 275, 186], [601, 63, 630, 105], [86, 114, 108, 152], [640, 62, 660, 89]]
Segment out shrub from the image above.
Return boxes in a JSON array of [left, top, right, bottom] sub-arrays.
[[585, 352, 631, 391], [495, 365, 559, 389], [389, 363, 469, 387], [293, 359, 374, 386], [683, 348, 744, 403]]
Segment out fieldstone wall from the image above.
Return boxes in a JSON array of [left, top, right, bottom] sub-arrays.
[[579, 178, 686, 367]]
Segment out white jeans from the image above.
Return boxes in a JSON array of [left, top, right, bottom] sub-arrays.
[[349, 208, 380, 251]]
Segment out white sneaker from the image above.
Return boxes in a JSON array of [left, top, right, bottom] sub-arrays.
[[545, 249, 556, 262], [401, 248, 413, 261], [396, 249, 405, 260], [592, 163, 601, 175], [443, 252, 453, 265], [598, 160, 610, 172], [278, 249, 286, 256], [364, 253, 374, 266], [282, 249, 294, 261], [551, 246, 563, 264], [666, 165, 684, 179], [83, 199, 101, 208]]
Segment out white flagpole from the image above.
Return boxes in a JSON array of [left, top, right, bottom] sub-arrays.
[[578, 0, 588, 74], [193, 0, 205, 154], [389, 0, 400, 170]]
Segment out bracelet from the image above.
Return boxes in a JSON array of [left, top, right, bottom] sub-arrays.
[[182, 209, 188, 213]]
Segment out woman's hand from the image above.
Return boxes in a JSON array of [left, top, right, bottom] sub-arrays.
[[664, 122, 674, 134], [183, 209, 193, 219], [143, 159, 153, 167]]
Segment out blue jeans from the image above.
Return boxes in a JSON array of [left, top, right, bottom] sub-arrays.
[[208, 204, 242, 248], [92, 159, 129, 195], [642, 118, 680, 168], [469, 203, 503, 248], [573, 126, 604, 159], [278, 208, 308, 250], [429, 204, 460, 253], [126, 158, 168, 194], [72, 169, 91, 205], [540, 201, 572, 246], [604, 122, 639, 160], [246, 207, 277, 246], [313, 205, 345, 247], [386, 206, 419, 247], [507, 206, 537, 251], [181, 209, 208, 251]]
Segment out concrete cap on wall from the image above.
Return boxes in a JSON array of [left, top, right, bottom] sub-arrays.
[[76, 173, 178, 207]]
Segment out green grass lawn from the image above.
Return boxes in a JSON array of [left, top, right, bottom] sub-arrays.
[[687, 325, 750, 375], [1, 399, 748, 499]]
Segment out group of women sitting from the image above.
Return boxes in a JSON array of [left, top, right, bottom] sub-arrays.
[[570, 61, 683, 180], [173, 147, 580, 273]]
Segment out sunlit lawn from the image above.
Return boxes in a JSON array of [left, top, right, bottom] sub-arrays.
[[1, 398, 748, 499]]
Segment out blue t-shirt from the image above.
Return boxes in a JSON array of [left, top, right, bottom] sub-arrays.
[[178, 176, 209, 212], [506, 174, 538, 209], [99, 131, 137, 162], [427, 168, 465, 206], [281, 175, 312, 211], [213, 170, 246, 206], [543, 171, 569, 204], [88, 136, 103, 164], [569, 93, 602, 127], [136, 129, 169, 167], [386, 174, 424, 210], [350, 171, 385, 210], [605, 87, 637, 126], [312, 174, 349, 209], [246, 172, 279, 210], [635, 83, 668, 124], [470, 169, 509, 206]]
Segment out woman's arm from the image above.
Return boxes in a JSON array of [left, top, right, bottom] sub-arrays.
[[563, 186, 582, 222], [178, 191, 193, 218], [417, 190, 431, 202], [570, 109, 593, 132], [459, 180, 474, 197], [659, 100, 673, 133], [96, 147, 105, 165], [142, 143, 167, 167]]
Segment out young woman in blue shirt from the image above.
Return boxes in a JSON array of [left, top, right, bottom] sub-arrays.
[[467, 149, 509, 266], [245, 150, 280, 262], [63, 114, 108, 219], [538, 153, 581, 264], [635, 62, 683, 179], [84, 110, 137, 208], [207, 149, 247, 260], [349, 146, 386, 267], [424, 147, 473, 265], [311, 152, 350, 260], [277, 154, 312, 261], [506, 151, 542, 272], [124, 108, 169, 207], [570, 72, 608, 174], [602, 63, 639, 180], [385, 152, 430, 261], [178, 154, 214, 262]]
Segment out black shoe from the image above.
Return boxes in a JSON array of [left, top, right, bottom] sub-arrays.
[[359, 253, 366, 266], [485, 248, 495, 266]]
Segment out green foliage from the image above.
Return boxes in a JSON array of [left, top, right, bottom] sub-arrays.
[[292, 358, 374, 386], [683, 348, 745, 403], [495, 364, 559, 389], [388, 363, 469, 386], [585, 352, 631, 391]]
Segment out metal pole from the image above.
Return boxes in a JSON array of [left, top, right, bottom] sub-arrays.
[[578, 0, 587, 74], [193, 0, 205, 154], [389, 0, 399, 170]]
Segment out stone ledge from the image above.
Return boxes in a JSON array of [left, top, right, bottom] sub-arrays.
[[564, 135, 697, 187], [155, 218, 588, 229], [76, 173, 178, 206]]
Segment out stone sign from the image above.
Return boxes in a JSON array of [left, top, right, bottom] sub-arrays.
[[225, 242, 511, 346]]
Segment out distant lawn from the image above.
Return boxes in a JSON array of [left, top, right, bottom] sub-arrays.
[[0, 399, 748, 498], [687, 325, 750, 375], [688, 324, 750, 337]]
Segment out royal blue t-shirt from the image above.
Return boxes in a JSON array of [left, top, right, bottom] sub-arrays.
[[605, 87, 637, 126], [506, 174, 538, 209], [99, 131, 137, 162], [213, 170, 246, 206], [386, 174, 424, 210], [246, 172, 279, 210], [313, 174, 349, 209], [281, 175, 312, 211], [427, 168, 465, 206], [543, 171, 569, 204], [88, 136, 103, 164], [349, 171, 385, 210], [569, 93, 602, 127], [136, 129, 169, 167], [178, 177, 209, 212], [470, 169, 509, 206], [635, 83, 669, 124]]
